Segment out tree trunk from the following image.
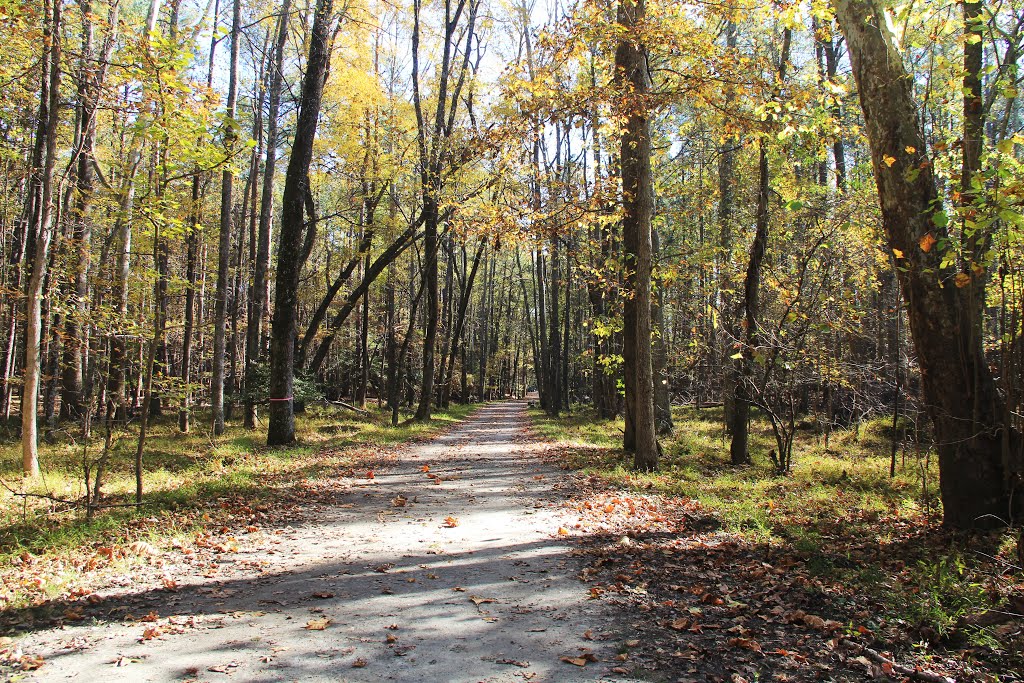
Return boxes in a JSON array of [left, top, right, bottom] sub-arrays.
[[836, 0, 1023, 528], [729, 140, 770, 466], [22, 0, 62, 476], [652, 229, 672, 434], [267, 0, 334, 445], [616, 0, 658, 470], [245, 0, 290, 429], [212, 0, 241, 436]]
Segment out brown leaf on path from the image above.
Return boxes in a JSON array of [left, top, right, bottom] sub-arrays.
[[625, 639, 640, 647], [140, 626, 162, 642], [20, 654, 45, 671], [420, 465, 430, 472], [304, 617, 332, 630], [443, 515, 459, 528], [385, 634, 398, 643], [352, 657, 368, 667], [470, 595, 496, 606], [561, 656, 588, 667], [311, 592, 334, 599], [557, 526, 570, 535], [670, 618, 689, 631]]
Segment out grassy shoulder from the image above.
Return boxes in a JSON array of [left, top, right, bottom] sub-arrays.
[[0, 402, 477, 610], [531, 405, 1022, 650]]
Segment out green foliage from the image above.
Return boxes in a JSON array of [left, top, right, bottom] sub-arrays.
[[242, 363, 323, 405]]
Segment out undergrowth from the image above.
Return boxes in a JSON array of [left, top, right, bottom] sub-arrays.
[[531, 405, 1023, 654]]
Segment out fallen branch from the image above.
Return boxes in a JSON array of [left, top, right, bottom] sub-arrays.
[[843, 638, 955, 683], [328, 400, 370, 415]]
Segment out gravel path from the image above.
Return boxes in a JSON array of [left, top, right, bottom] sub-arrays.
[[16, 401, 638, 682]]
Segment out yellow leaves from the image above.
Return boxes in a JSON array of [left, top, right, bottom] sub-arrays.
[[882, 155, 897, 168], [954, 273, 972, 288], [919, 233, 937, 252]]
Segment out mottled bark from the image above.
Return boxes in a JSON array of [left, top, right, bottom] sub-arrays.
[[836, 0, 1022, 527]]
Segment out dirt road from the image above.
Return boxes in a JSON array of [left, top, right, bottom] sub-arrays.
[[15, 402, 638, 682]]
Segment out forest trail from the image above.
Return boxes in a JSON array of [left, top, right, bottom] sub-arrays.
[[16, 402, 637, 682]]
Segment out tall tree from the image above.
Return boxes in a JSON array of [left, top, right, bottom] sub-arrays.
[[615, 0, 658, 470], [267, 0, 335, 445], [212, 0, 242, 435], [412, 0, 479, 420], [21, 0, 62, 476], [835, 0, 1022, 527], [245, 0, 290, 429]]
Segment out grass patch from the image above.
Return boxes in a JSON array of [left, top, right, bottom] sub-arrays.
[[0, 402, 476, 609]]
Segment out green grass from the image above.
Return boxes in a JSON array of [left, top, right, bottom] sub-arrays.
[[0, 402, 476, 609], [531, 405, 938, 541], [531, 405, 1020, 645]]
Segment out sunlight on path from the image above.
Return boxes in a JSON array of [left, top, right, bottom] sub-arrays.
[[18, 402, 639, 682]]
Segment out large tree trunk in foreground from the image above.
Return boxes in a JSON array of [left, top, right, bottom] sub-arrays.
[[616, 0, 658, 471], [836, 0, 1022, 528], [267, 0, 334, 445]]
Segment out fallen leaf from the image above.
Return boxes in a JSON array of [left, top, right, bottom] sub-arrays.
[[561, 656, 588, 667], [420, 465, 431, 472], [557, 527, 570, 536], [352, 657, 368, 667], [470, 595, 497, 606], [311, 592, 334, 599], [443, 516, 460, 528], [140, 626, 162, 642], [802, 614, 826, 630], [304, 617, 332, 630], [728, 637, 762, 653]]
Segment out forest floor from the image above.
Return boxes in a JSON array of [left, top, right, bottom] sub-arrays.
[[531, 406, 1024, 683], [0, 401, 1021, 682]]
